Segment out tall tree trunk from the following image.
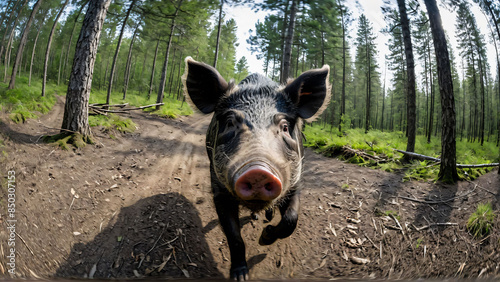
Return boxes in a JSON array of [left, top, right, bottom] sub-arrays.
[[0, 0, 22, 63], [478, 51, 486, 146], [57, 46, 64, 85], [138, 46, 148, 93], [148, 37, 160, 100], [106, 0, 136, 104], [156, 0, 182, 110], [0, 0, 15, 28], [42, 0, 69, 96], [62, 0, 111, 137], [427, 42, 434, 143], [279, 0, 290, 82], [381, 60, 386, 132], [424, 0, 459, 183], [281, 0, 296, 83], [29, 16, 46, 86], [397, 0, 416, 156], [213, 0, 223, 68], [123, 22, 139, 100], [3, 0, 28, 82], [63, 1, 88, 83], [8, 0, 43, 89], [338, 0, 346, 135], [167, 47, 178, 95], [460, 59, 466, 141], [365, 39, 371, 133]]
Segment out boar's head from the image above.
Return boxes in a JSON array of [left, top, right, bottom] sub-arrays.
[[182, 57, 330, 211]]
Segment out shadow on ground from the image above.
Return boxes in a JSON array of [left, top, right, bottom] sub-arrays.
[[54, 193, 223, 279]]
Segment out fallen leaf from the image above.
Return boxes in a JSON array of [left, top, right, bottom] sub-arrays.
[[133, 270, 142, 278], [351, 256, 370, 264], [89, 263, 97, 278]]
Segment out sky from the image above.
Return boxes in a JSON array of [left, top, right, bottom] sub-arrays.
[[223, 0, 498, 89]]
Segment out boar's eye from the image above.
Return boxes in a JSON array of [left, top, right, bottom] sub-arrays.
[[279, 119, 291, 137], [225, 119, 235, 129]]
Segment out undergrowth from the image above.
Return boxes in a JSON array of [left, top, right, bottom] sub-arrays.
[[89, 113, 137, 133], [0, 77, 62, 123], [466, 202, 496, 239], [303, 123, 499, 181]]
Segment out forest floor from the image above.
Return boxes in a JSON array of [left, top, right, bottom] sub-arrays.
[[0, 95, 499, 280]]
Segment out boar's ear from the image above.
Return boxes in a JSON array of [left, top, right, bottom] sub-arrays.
[[182, 56, 229, 114], [284, 65, 331, 122]]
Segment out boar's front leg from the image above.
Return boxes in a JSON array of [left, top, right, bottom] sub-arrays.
[[212, 174, 249, 280], [259, 189, 300, 246]]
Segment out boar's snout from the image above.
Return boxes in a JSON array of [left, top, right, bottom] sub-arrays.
[[234, 163, 282, 202]]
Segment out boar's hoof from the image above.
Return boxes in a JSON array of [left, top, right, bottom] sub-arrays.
[[265, 207, 274, 222], [230, 264, 249, 281], [259, 225, 278, 246]]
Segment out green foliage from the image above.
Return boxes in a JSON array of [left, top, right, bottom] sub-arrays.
[[416, 238, 424, 248], [89, 113, 136, 133], [383, 210, 400, 221], [466, 202, 496, 239], [304, 123, 499, 180], [0, 78, 61, 123]]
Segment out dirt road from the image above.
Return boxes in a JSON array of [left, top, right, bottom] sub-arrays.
[[0, 96, 499, 279]]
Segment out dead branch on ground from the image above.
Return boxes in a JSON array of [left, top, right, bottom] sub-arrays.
[[394, 149, 499, 168]]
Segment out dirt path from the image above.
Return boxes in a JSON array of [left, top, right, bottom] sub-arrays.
[[0, 96, 499, 279]]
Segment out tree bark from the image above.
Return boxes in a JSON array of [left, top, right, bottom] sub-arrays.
[[106, 0, 136, 104], [213, 0, 223, 68], [281, 0, 296, 83], [8, 0, 43, 89], [397, 0, 416, 156], [423, 0, 459, 183], [62, 0, 112, 136], [156, 0, 183, 110], [42, 0, 69, 96]]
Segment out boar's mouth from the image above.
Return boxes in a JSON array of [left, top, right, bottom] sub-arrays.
[[242, 199, 271, 212]]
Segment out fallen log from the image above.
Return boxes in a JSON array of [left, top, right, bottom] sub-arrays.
[[90, 102, 129, 108], [394, 149, 499, 168], [89, 103, 164, 113], [393, 149, 440, 162], [456, 163, 499, 168]]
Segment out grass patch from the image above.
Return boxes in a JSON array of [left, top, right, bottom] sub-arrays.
[[303, 123, 499, 181], [466, 202, 496, 239], [0, 77, 63, 123], [89, 113, 137, 133]]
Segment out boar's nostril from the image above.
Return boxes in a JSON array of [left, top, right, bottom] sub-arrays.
[[264, 183, 272, 191]]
